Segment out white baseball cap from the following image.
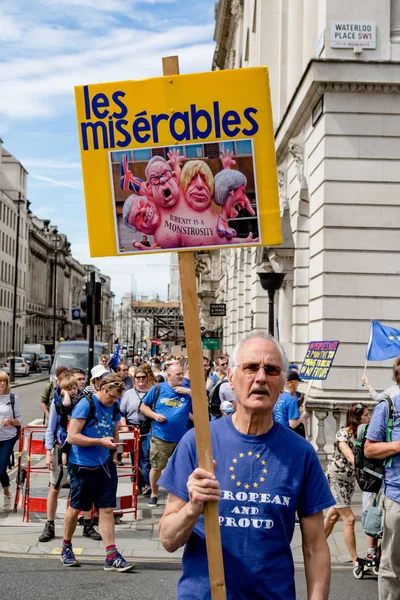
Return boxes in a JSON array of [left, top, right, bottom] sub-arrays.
[[220, 401, 235, 414], [91, 365, 109, 380]]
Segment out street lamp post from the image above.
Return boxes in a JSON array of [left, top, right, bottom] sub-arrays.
[[10, 194, 25, 384], [257, 272, 286, 337]]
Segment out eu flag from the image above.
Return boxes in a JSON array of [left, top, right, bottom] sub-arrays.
[[108, 344, 121, 371], [366, 320, 400, 361]]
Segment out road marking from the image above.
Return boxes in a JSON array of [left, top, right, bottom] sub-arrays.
[[0, 552, 182, 564], [51, 547, 83, 555], [0, 553, 350, 569]]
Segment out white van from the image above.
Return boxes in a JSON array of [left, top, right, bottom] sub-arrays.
[[50, 341, 108, 381], [23, 343, 46, 356]]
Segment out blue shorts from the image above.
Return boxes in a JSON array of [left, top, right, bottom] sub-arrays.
[[68, 458, 118, 511]]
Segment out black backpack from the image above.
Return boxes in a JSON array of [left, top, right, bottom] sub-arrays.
[[208, 380, 226, 419], [138, 384, 160, 434], [354, 397, 394, 493], [83, 392, 121, 428]]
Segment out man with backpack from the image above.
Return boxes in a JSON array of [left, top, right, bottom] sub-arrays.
[[39, 372, 101, 543], [365, 358, 400, 600], [61, 373, 134, 571], [40, 366, 68, 422], [140, 362, 192, 507]]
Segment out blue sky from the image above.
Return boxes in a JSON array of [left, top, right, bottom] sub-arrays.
[[0, 0, 216, 301]]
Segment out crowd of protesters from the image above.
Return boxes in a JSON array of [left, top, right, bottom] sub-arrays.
[[1, 344, 399, 593]]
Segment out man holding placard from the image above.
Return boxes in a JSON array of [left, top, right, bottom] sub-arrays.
[[158, 332, 333, 599]]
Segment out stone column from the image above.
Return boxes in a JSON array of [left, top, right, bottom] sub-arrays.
[[303, 0, 318, 67], [315, 411, 329, 464], [278, 276, 293, 344], [391, 0, 400, 42], [287, 0, 304, 101]]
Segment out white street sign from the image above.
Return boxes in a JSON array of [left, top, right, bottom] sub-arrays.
[[330, 21, 376, 49]]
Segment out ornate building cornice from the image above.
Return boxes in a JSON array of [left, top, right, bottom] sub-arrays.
[[275, 60, 400, 164]]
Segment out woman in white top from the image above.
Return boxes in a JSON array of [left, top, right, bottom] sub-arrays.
[[0, 371, 22, 511], [120, 365, 154, 493]]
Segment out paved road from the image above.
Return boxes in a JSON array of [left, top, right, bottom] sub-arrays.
[[0, 556, 378, 600], [13, 378, 49, 425]]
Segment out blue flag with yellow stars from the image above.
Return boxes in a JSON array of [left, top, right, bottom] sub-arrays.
[[108, 344, 121, 371], [367, 320, 400, 361]]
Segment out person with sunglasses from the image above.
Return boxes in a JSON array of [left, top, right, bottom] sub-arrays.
[[207, 355, 229, 392], [120, 366, 153, 495], [158, 331, 334, 600], [60, 374, 134, 572], [324, 402, 370, 568]]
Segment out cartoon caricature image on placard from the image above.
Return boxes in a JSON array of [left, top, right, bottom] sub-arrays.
[[110, 141, 260, 253]]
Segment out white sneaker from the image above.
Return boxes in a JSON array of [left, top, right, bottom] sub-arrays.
[[3, 495, 12, 512]]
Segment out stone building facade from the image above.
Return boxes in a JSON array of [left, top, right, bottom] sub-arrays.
[[26, 216, 87, 350], [0, 138, 115, 358], [210, 0, 400, 454], [0, 141, 29, 357]]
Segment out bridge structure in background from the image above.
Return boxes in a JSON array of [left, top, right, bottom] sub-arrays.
[[130, 301, 185, 344]]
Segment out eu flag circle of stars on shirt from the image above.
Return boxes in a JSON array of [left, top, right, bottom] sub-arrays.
[[229, 452, 268, 489], [94, 413, 114, 437]]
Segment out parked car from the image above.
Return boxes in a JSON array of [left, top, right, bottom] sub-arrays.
[[3, 357, 30, 377], [21, 352, 42, 373], [39, 354, 52, 371]]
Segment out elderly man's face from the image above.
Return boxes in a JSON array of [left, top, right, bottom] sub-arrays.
[[185, 173, 211, 211], [147, 161, 180, 208], [228, 338, 284, 414]]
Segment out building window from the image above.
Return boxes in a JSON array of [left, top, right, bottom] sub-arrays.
[[133, 149, 152, 161], [235, 140, 252, 155], [111, 150, 131, 162], [219, 142, 235, 153], [185, 144, 204, 158], [168, 146, 184, 156]]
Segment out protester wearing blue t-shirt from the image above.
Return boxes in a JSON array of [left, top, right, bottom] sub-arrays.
[[273, 371, 307, 430], [140, 363, 192, 507], [61, 374, 134, 573], [158, 333, 334, 600], [365, 361, 400, 600]]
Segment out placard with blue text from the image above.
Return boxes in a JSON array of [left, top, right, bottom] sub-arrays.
[[299, 341, 340, 381], [75, 68, 281, 257]]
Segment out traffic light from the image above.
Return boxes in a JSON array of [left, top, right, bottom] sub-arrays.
[[80, 293, 87, 326], [83, 272, 102, 326], [94, 281, 102, 325]]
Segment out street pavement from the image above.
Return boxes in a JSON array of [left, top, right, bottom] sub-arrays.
[[0, 558, 377, 600], [0, 377, 379, 598]]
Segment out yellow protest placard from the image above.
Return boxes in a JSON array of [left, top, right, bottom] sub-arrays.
[[75, 67, 281, 257]]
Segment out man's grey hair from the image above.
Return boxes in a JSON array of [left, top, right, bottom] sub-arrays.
[[145, 156, 170, 181], [229, 331, 288, 380], [214, 169, 247, 206], [122, 194, 138, 231]]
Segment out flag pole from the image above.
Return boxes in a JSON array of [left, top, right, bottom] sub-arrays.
[[362, 319, 373, 386]]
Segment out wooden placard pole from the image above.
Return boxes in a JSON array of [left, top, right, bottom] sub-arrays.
[[302, 379, 313, 410], [162, 56, 227, 600]]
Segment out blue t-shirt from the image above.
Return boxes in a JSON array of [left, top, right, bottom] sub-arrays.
[[68, 395, 121, 467], [367, 387, 400, 502], [159, 417, 334, 600], [273, 391, 300, 427], [142, 382, 192, 443]]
